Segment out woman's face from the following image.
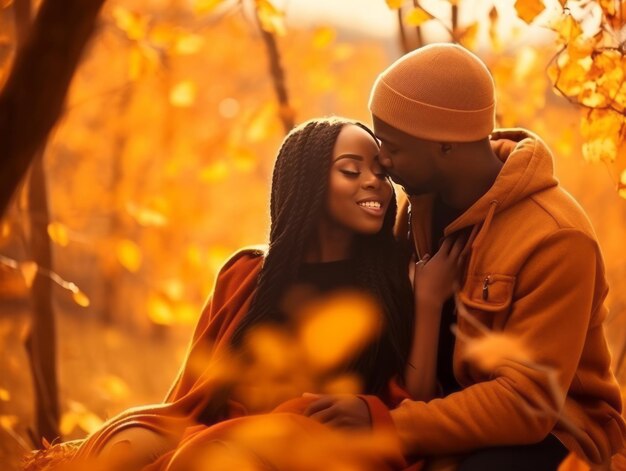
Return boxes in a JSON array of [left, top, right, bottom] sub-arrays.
[[325, 124, 393, 235]]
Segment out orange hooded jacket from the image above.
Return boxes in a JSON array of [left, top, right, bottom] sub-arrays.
[[379, 129, 625, 466]]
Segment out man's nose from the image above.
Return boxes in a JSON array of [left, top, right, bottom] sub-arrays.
[[378, 149, 392, 168]]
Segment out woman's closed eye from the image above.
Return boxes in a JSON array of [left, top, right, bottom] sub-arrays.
[[340, 169, 361, 178]]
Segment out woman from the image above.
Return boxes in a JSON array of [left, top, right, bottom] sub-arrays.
[[26, 117, 458, 471]]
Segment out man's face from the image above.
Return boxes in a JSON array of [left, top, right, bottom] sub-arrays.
[[372, 116, 440, 196]]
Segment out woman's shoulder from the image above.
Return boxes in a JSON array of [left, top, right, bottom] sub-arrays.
[[217, 245, 267, 279]]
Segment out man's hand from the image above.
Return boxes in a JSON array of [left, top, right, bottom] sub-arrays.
[[303, 394, 372, 429]]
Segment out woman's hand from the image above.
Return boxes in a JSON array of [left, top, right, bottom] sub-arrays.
[[412, 236, 466, 303]]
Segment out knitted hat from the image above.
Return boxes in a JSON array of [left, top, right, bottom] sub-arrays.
[[369, 43, 496, 142]]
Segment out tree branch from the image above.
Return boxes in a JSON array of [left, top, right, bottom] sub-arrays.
[[0, 0, 107, 216]]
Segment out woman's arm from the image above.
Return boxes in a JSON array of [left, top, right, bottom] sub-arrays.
[[405, 237, 464, 400]]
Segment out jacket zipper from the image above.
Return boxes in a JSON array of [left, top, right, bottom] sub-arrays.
[[482, 275, 492, 301]]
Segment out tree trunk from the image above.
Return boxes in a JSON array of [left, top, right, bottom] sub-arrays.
[[25, 156, 59, 444], [0, 0, 106, 216]]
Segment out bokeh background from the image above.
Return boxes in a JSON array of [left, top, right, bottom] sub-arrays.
[[1, 0, 625, 469]]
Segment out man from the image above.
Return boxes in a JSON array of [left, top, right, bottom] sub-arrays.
[[305, 43, 625, 470]]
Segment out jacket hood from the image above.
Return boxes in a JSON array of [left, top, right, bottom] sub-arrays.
[[445, 128, 559, 235]]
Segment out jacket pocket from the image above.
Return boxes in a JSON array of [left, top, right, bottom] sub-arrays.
[[458, 273, 515, 313]]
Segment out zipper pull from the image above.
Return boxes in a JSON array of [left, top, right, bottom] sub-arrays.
[[482, 275, 491, 301]]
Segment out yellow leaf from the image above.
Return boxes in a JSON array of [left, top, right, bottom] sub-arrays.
[[489, 6, 502, 52], [464, 332, 532, 373], [72, 290, 90, 308], [194, 0, 225, 15], [173, 302, 198, 325], [312, 27, 336, 49], [299, 292, 381, 370], [232, 147, 257, 173], [385, 0, 403, 9], [96, 375, 130, 400], [162, 278, 184, 301], [126, 202, 168, 227], [549, 12, 583, 44], [322, 374, 362, 395], [148, 294, 174, 325], [404, 6, 433, 27], [61, 401, 102, 435], [256, 0, 286, 36], [619, 169, 626, 200], [599, 0, 616, 17], [47, 222, 70, 247], [244, 327, 294, 373], [246, 102, 277, 142], [0, 415, 18, 430], [515, 0, 546, 24], [169, 80, 197, 108], [19, 261, 38, 288], [0, 388, 10, 401], [111, 7, 147, 41], [459, 22, 479, 50], [176, 34, 204, 55], [200, 161, 229, 183], [580, 109, 623, 163], [116, 239, 142, 273]]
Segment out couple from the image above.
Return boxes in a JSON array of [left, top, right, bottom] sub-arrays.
[[39, 44, 625, 470]]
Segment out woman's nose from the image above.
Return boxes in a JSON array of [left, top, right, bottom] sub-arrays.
[[362, 171, 381, 189]]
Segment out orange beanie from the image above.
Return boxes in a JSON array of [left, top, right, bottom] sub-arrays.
[[369, 43, 496, 142]]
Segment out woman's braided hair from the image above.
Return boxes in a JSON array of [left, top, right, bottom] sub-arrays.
[[230, 117, 413, 395]]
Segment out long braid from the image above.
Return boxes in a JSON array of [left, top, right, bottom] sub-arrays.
[[230, 117, 413, 396], [232, 119, 342, 346]]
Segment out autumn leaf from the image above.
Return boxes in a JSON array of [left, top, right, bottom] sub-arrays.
[[19, 261, 38, 288], [385, 0, 403, 9], [169, 80, 197, 108], [463, 332, 533, 373], [489, 6, 502, 52], [111, 7, 148, 41], [312, 27, 336, 49], [405, 6, 433, 27], [459, 22, 479, 50], [96, 375, 130, 400], [580, 109, 623, 163], [147, 293, 174, 325], [194, 0, 226, 15], [116, 239, 143, 273], [126, 202, 169, 227], [72, 290, 90, 308], [47, 222, 70, 247], [255, 0, 286, 36], [0, 415, 18, 431], [515, 0, 546, 24], [200, 161, 229, 183], [299, 292, 380, 370], [176, 34, 205, 55], [548, 12, 583, 44], [60, 401, 103, 435]]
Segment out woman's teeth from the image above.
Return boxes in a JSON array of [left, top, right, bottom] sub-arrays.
[[358, 201, 381, 209]]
